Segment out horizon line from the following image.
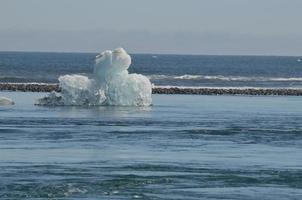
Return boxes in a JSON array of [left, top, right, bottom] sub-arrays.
[[0, 50, 301, 58]]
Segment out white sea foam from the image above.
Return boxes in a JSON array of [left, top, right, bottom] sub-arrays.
[[148, 74, 302, 82], [152, 85, 300, 90], [36, 48, 152, 106]]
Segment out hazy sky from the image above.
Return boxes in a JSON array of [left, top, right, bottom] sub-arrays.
[[0, 0, 301, 55]]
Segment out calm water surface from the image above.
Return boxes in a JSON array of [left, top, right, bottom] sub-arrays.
[[0, 92, 302, 199]]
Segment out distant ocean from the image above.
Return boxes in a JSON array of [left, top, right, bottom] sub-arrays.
[[1, 52, 302, 88]]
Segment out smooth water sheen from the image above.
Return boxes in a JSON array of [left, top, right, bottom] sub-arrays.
[[1, 52, 302, 88], [0, 92, 302, 199]]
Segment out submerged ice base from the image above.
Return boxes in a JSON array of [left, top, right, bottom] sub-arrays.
[[37, 48, 152, 106]]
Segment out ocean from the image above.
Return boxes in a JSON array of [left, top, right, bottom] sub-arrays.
[[1, 52, 302, 88], [0, 92, 302, 199], [0, 52, 302, 199]]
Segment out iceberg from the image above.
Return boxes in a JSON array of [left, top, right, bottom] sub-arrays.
[[0, 97, 14, 106], [36, 48, 152, 106]]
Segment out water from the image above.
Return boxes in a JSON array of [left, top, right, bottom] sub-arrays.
[[0, 92, 302, 199], [1, 52, 302, 88]]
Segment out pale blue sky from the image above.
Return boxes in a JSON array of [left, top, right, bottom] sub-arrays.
[[0, 0, 301, 55]]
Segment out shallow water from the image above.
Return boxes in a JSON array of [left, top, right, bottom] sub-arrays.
[[0, 92, 302, 199]]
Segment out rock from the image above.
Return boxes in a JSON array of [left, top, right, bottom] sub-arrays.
[[0, 97, 14, 106], [0, 83, 60, 92], [1, 83, 302, 96]]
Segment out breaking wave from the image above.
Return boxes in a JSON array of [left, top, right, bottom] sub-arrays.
[[148, 74, 302, 82]]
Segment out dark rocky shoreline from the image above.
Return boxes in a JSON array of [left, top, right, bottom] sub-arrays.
[[0, 83, 60, 92], [153, 87, 302, 96], [1, 83, 302, 96]]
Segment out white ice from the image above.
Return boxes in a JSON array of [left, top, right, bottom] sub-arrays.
[[0, 97, 14, 106], [36, 48, 152, 106]]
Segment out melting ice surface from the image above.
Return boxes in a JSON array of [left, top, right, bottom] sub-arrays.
[[0, 96, 14, 106], [37, 48, 152, 106]]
